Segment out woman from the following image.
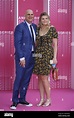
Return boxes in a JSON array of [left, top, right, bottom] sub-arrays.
[[33, 12, 58, 106]]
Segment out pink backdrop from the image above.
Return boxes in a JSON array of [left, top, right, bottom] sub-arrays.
[[49, 0, 72, 89], [0, 0, 14, 90], [0, 0, 72, 90]]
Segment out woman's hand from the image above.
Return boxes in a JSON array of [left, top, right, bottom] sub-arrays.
[[53, 58, 57, 64]]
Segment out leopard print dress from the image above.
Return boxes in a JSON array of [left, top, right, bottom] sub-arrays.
[[33, 26, 58, 75]]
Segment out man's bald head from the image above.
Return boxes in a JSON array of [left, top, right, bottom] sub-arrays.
[[25, 9, 34, 24]]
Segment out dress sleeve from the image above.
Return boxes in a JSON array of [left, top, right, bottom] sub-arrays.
[[52, 27, 58, 39]]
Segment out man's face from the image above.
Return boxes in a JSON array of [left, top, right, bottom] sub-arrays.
[[25, 10, 34, 24]]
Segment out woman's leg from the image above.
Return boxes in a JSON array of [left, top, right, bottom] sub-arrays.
[[41, 75, 51, 106], [37, 75, 45, 106]]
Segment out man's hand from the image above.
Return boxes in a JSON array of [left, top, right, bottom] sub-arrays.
[[19, 59, 26, 67]]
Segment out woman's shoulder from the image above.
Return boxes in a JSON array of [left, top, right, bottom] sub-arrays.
[[50, 25, 57, 31], [50, 25, 56, 29]]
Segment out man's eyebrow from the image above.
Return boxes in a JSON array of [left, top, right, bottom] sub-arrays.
[[27, 13, 33, 15]]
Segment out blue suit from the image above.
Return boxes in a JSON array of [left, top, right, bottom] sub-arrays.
[[12, 21, 37, 103]]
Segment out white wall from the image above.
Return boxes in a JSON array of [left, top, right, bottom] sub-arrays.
[[14, 0, 18, 28]]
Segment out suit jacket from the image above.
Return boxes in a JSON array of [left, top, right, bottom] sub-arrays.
[[14, 21, 37, 60]]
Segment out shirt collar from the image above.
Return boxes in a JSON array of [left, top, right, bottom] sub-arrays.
[[25, 21, 32, 27]]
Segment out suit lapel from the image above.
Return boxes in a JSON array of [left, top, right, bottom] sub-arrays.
[[23, 22, 31, 37]]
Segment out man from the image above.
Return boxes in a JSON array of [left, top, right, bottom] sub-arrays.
[[10, 9, 37, 110]]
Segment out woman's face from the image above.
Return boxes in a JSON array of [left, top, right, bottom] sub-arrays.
[[41, 15, 49, 26]]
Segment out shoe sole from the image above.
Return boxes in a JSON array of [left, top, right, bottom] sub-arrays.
[[42, 103, 51, 107], [19, 103, 33, 107], [10, 106, 16, 110], [25, 104, 33, 107]]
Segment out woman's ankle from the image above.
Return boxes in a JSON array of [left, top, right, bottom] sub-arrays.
[[37, 98, 45, 106]]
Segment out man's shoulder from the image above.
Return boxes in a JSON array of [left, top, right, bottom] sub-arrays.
[[32, 23, 37, 28], [15, 22, 25, 29], [32, 23, 37, 25], [17, 22, 24, 27]]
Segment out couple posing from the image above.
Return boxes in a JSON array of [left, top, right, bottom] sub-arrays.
[[10, 9, 58, 110]]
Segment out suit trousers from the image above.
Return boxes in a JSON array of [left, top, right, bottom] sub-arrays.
[[12, 52, 34, 103]]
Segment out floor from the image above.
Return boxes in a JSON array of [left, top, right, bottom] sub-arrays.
[[0, 89, 74, 117]]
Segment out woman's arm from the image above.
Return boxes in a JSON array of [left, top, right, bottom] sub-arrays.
[[53, 38, 58, 64]]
